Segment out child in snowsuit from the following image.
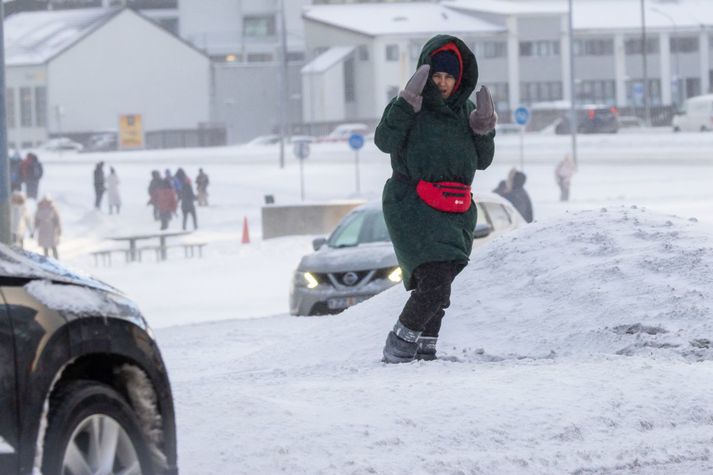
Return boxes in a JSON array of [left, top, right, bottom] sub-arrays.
[[10, 191, 33, 248], [34, 196, 61, 259]]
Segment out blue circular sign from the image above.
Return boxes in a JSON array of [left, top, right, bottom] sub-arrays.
[[514, 106, 530, 126], [348, 133, 365, 150]]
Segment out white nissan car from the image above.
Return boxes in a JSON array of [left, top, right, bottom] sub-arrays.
[[290, 193, 526, 316]]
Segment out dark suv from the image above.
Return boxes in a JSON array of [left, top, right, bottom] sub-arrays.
[[555, 105, 619, 134], [0, 244, 178, 475]]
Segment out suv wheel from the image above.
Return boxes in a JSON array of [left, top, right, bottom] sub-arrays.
[[42, 380, 155, 475]]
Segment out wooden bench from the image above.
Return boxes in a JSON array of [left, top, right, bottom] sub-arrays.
[[137, 243, 207, 262], [90, 248, 132, 267]]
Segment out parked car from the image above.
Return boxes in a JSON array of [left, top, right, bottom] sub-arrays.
[[83, 132, 118, 152], [617, 115, 645, 129], [290, 194, 526, 316], [244, 134, 316, 146], [38, 137, 84, 152], [319, 123, 369, 142], [554, 104, 619, 134], [0, 244, 178, 475], [672, 94, 713, 132]]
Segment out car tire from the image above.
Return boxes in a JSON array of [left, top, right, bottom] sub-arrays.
[[42, 380, 155, 475]]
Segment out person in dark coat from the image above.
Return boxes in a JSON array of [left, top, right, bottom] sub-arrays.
[[147, 170, 162, 220], [375, 34, 497, 363], [492, 179, 508, 197], [175, 169, 198, 230], [93, 162, 106, 210], [9, 150, 23, 191], [195, 168, 210, 206], [21, 153, 43, 199], [503, 170, 533, 223]]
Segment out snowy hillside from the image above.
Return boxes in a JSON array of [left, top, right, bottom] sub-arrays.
[[159, 206, 713, 474]]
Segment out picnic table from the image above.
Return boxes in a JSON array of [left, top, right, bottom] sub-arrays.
[[107, 230, 193, 262]]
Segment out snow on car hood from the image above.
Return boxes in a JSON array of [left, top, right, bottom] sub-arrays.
[[0, 243, 116, 294], [298, 241, 397, 272]]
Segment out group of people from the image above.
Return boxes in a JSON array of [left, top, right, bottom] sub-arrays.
[[9, 151, 44, 199], [147, 168, 209, 231], [93, 162, 122, 214], [10, 191, 62, 259]]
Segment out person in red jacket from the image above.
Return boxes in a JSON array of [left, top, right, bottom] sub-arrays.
[[156, 177, 177, 230]]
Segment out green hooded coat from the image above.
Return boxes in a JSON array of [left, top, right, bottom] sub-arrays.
[[375, 35, 496, 290]]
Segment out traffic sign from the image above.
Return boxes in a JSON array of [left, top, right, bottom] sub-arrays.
[[348, 133, 365, 150], [514, 106, 530, 126], [293, 140, 310, 160], [633, 82, 644, 100]]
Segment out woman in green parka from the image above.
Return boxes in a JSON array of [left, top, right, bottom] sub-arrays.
[[376, 34, 497, 363]]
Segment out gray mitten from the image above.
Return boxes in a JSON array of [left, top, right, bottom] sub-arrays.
[[399, 64, 430, 113], [469, 85, 498, 135]]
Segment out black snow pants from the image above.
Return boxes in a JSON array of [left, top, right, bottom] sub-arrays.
[[398, 260, 467, 338]]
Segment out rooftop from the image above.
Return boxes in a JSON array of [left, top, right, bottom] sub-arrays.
[[302, 3, 505, 37]]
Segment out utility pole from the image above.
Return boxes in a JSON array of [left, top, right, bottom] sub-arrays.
[[568, 0, 578, 166], [0, 1, 11, 245], [277, 0, 289, 169], [641, 0, 651, 125]]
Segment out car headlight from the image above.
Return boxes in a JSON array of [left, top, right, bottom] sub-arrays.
[[388, 267, 402, 283], [293, 271, 319, 289]]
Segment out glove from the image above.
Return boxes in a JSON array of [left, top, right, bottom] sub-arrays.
[[469, 85, 498, 135], [399, 64, 430, 113]]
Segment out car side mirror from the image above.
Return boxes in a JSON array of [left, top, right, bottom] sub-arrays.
[[473, 222, 493, 239], [312, 237, 327, 251]]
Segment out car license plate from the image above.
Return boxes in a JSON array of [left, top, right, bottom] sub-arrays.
[[327, 296, 369, 310]]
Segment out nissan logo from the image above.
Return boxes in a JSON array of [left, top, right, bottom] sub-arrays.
[[342, 272, 359, 286]]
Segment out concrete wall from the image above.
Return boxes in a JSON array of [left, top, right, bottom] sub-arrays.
[[212, 61, 303, 144], [48, 9, 211, 134], [262, 201, 366, 239]]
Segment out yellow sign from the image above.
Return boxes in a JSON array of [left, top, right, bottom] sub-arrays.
[[118, 114, 144, 149]]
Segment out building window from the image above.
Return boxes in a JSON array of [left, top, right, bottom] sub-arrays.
[[385, 44, 399, 61], [670, 36, 699, 54], [483, 41, 506, 58], [489, 82, 510, 111], [685, 77, 701, 98], [344, 57, 356, 102], [520, 40, 559, 57], [243, 15, 276, 38], [35, 87, 47, 127], [287, 52, 305, 62], [520, 81, 564, 103], [20, 87, 32, 127], [358, 45, 369, 61], [246, 53, 273, 62], [6, 88, 15, 129], [626, 79, 662, 106], [574, 39, 614, 56], [625, 38, 659, 55], [576, 80, 616, 104]]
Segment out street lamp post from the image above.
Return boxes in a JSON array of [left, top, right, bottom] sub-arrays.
[[0, 2, 11, 245]]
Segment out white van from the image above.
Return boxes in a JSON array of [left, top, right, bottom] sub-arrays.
[[672, 94, 713, 132]]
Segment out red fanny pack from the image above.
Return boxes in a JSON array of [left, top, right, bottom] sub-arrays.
[[416, 179, 472, 213]]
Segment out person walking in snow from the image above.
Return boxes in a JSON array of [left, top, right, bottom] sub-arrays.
[[93, 162, 106, 210], [195, 168, 210, 206], [147, 170, 162, 220], [10, 191, 33, 248], [555, 153, 576, 201], [21, 153, 43, 200], [9, 150, 23, 192], [375, 34, 497, 363], [502, 170, 533, 223], [156, 177, 178, 231], [107, 166, 121, 215], [175, 168, 198, 230], [34, 195, 61, 259]]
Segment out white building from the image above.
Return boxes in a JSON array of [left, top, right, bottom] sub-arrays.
[[301, 3, 504, 124], [302, 0, 713, 127], [4, 7, 211, 149]]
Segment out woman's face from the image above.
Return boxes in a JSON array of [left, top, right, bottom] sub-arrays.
[[431, 72, 456, 99]]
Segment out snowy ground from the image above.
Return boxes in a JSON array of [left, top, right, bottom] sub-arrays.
[[19, 131, 713, 473]]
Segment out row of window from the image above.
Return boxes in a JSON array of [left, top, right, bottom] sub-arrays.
[[6, 87, 47, 129]]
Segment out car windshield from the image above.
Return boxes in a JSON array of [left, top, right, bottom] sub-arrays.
[[327, 209, 390, 248]]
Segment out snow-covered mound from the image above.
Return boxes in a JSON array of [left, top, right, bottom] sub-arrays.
[[267, 205, 713, 367]]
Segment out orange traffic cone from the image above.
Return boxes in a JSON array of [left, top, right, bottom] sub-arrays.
[[241, 216, 250, 244]]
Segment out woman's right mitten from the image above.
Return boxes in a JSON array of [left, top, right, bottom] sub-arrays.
[[399, 65, 431, 113]]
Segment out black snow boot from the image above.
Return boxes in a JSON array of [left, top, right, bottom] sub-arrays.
[[415, 336, 438, 361], [382, 321, 421, 364]]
